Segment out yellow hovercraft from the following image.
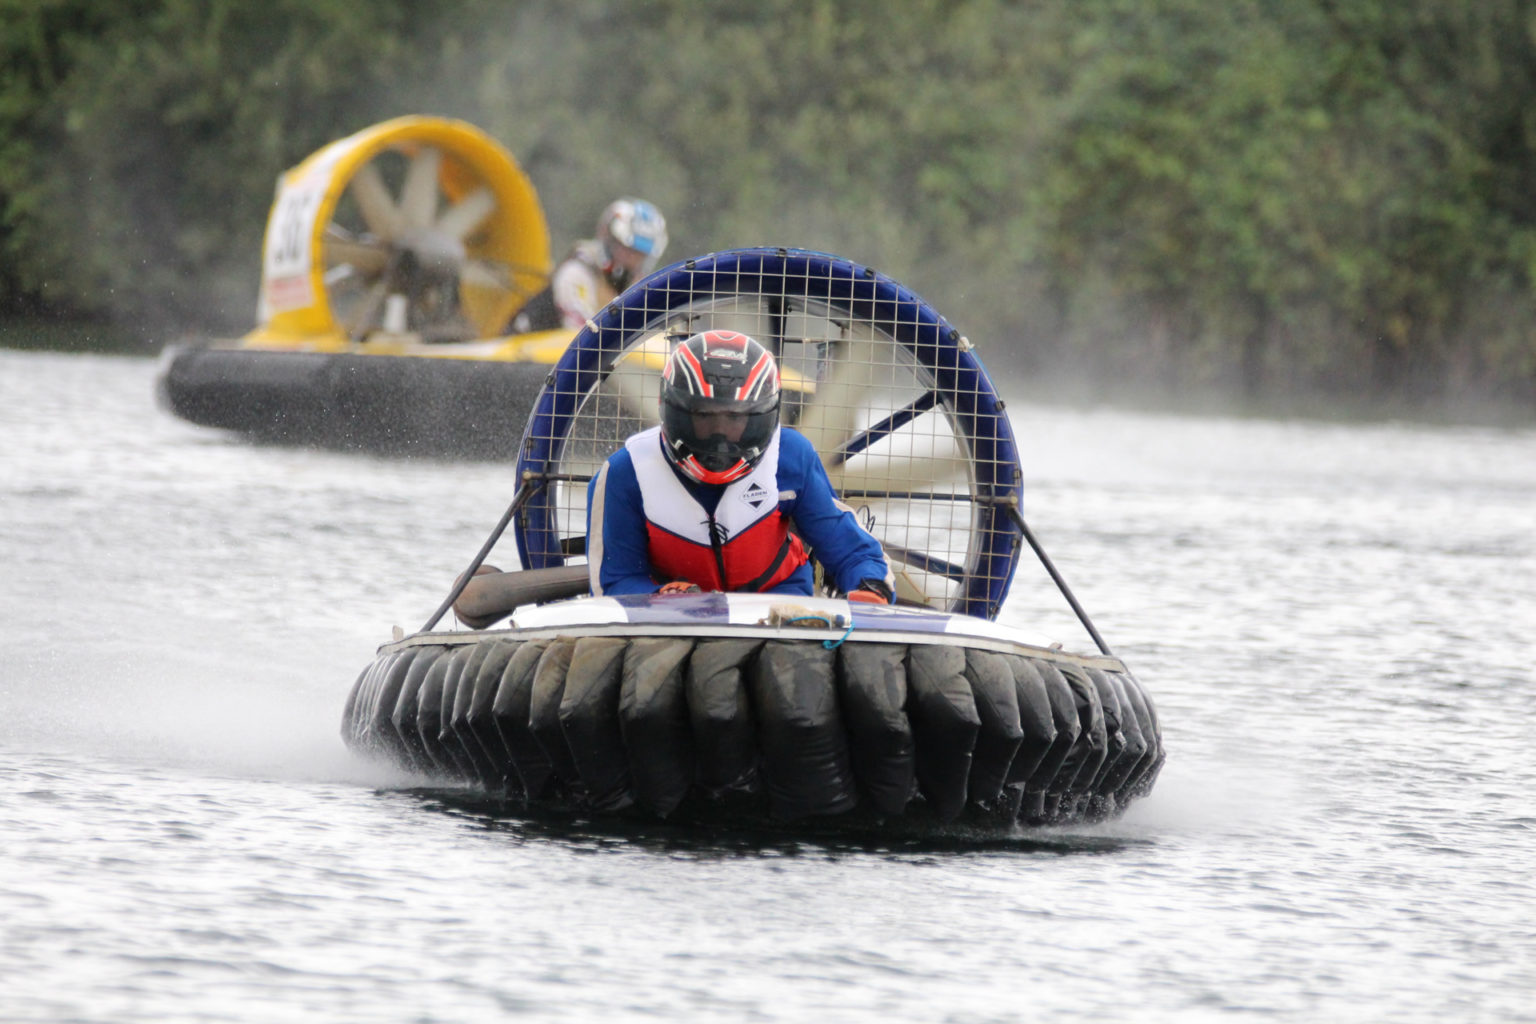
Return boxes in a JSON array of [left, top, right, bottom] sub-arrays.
[[157, 116, 574, 458]]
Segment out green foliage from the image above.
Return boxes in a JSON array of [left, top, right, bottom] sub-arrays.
[[0, 0, 496, 334], [0, 0, 1532, 408]]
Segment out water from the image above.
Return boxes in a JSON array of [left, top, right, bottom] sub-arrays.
[[3, 348, 1533, 1022]]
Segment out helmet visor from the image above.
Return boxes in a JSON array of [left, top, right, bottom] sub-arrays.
[[662, 393, 779, 473]]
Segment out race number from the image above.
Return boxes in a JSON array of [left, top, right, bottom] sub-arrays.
[[261, 176, 326, 312]]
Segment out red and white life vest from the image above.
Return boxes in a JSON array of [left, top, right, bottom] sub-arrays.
[[625, 426, 807, 592]]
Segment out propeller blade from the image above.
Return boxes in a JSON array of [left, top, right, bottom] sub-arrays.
[[604, 333, 670, 423], [882, 543, 970, 582], [827, 450, 972, 500], [322, 236, 391, 275], [399, 146, 442, 230], [816, 384, 972, 500], [882, 553, 959, 608], [347, 280, 390, 339], [891, 567, 941, 607], [793, 335, 882, 454], [436, 185, 496, 241], [459, 258, 511, 292], [349, 162, 402, 240], [828, 391, 942, 467]]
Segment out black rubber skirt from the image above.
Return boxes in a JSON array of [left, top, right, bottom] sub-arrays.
[[157, 346, 548, 458], [342, 633, 1165, 829]]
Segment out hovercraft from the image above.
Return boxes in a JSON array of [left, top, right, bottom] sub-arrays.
[[340, 247, 1164, 829], [156, 116, 570, 458]]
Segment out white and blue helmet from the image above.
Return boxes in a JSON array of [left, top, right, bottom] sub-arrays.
[[597, 198, 668, 289]]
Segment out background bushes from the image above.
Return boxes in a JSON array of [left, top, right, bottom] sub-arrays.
[[3, 0, 1533, 410]]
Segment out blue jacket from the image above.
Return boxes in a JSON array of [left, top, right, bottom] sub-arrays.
[[586, 427, 892, 596]]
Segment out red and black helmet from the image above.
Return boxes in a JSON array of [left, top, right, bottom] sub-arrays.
[[659, 330, 781, 485]]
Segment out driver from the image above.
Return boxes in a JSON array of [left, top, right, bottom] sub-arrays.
[[510, 198, 668, 332], [586, 329, 895, 602]]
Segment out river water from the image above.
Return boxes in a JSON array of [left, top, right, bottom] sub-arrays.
[[2, 347, 1532, 1023]]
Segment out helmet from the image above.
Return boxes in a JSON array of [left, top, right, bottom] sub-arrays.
[[597, 198, 668, 290], [660, 330, 781, 485]]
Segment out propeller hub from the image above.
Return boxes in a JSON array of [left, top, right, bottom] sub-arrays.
[[395, 228, 466, 282]]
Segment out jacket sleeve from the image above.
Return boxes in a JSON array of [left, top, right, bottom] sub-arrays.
[[586, 450, 661, 595], [551, 255, 602, 328], [779, 430, 893, 595]]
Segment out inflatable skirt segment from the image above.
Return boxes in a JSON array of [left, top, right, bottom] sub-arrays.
[[341, 629, 1164, 829]]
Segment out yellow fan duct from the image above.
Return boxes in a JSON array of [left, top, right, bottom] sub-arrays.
[[249, 116, 551, 349]]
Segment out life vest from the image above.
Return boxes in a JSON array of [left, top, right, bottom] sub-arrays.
[[625, 426, 807, 592]]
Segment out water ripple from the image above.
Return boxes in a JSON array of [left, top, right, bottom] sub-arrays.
[[3, 352, 1535, 1022]]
